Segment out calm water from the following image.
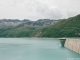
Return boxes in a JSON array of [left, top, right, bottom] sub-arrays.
[[0, 38, 80, 60]]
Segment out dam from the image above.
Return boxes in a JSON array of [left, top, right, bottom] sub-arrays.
[[60, 38, 80, 54]]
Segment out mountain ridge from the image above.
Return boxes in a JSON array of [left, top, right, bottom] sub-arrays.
[[0, 19, 60, 27], [34, 14, 80, 37], [0, 14, 80, 37]]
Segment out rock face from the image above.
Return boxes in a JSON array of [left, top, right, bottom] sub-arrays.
[[0, 19, 60, 27], [65, 38, 80, 54]]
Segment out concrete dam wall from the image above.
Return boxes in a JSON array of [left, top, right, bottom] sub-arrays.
[[64, 38, 80, 54]]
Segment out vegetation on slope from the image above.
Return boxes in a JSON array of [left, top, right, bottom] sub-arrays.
[[35, 14, 80, 37], [0, 26, 41, 37], [0, 14, 80, 38]]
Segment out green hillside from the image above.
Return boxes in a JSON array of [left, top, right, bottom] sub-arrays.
[[0, 26, 41, 37], [35, 14, 80, 37], [0, 14, 80, 38]]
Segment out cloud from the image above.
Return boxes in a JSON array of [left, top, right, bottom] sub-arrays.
[[0, 0, 80, 20]]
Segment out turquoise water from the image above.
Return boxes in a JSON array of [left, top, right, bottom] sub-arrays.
[[0, 38, 80, 60]]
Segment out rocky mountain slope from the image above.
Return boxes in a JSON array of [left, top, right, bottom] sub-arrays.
[[0, 19, 59, 27], [34, 14, 80, 37]]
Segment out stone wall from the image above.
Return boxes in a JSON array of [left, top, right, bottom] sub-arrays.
[[65, 38, 80, 54]]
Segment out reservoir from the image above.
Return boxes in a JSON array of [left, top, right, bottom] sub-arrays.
[[0, 38, 80, 60]]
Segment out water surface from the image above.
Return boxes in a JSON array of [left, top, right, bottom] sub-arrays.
[[0, 38, 80, 60]]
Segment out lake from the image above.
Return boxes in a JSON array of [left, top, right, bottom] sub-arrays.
[[0, 38, 80, 60]]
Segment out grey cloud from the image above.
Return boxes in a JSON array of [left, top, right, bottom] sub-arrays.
[[66, 10, 79, 18], [44, 8, 63, 19], [0, 0, 80, 20]]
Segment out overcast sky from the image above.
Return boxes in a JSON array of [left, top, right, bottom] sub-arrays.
[[0, 0, 80, 21]]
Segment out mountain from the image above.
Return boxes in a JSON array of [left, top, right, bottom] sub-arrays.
[[0, 14, 80, 38], [34, 14, 80, 37], [0, 19, 59, 27], [0, 19, 30, 26], [0, 26, 41, 37], [0, 19, 60, 37]]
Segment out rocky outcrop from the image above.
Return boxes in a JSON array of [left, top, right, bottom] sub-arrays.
[[0, 19, 60, 27]]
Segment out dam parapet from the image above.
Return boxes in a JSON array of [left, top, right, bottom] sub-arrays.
[[64, 38, 80, 54]]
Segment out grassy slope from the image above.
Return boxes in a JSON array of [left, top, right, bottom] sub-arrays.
[[35, 14, 80, 37], [0, 14, 80, 38], [0, 26, 41, 37]]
